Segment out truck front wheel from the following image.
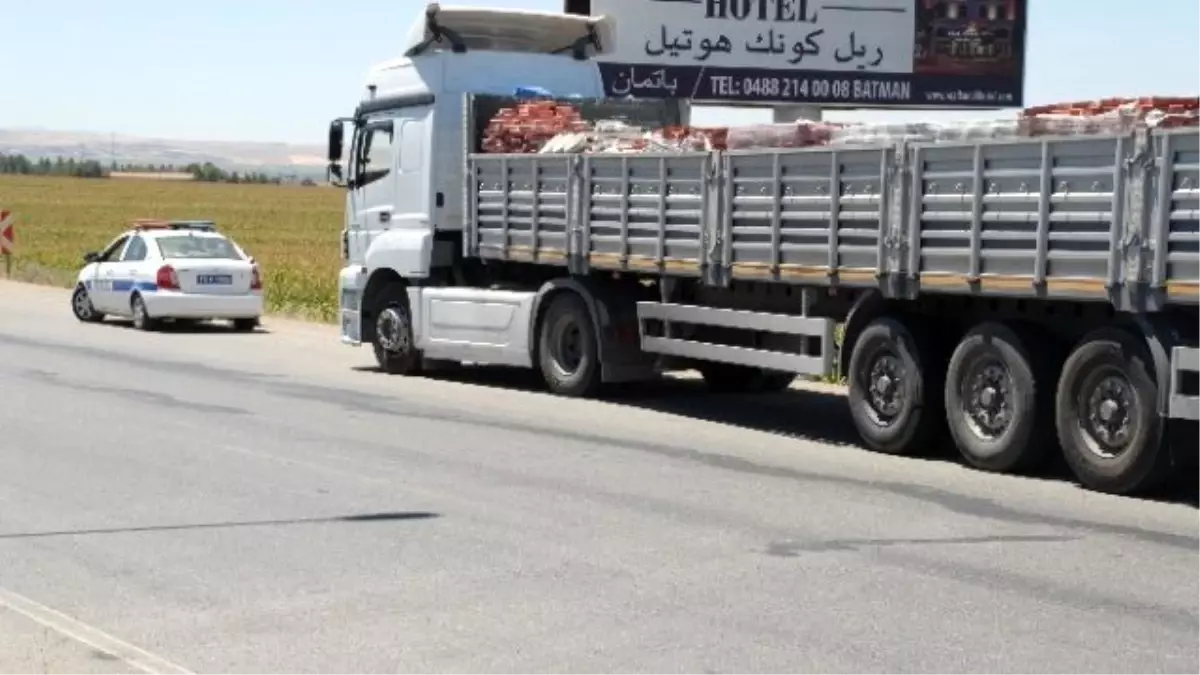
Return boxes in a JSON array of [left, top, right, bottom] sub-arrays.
[[371, 282, 422, 376], [1056, 327, 1168, 495], [537, 293, 602, 398], [847, 316, 945, 455], [944, 322, 1055, 473]]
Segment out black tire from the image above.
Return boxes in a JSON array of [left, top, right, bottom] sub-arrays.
[[71, 285, 104, 323], [537, 293, 602, 397], [699, 363, 796, 393], [1056, 327, 1168, 495], [944, 322, 1057, 473], [370, 282, 422, 375], [130, 294, 158, 331], [232, 318, 259, 332], [847, 316, 945, 455]]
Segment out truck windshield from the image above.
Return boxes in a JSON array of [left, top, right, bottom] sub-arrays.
[[156, 235, 243, 260]]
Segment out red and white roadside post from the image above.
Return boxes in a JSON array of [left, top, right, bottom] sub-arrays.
[[0, 210, 14, 277]]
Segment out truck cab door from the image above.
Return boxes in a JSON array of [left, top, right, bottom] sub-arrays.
[[391, 107, 432, 233], [348, 117, 398, 257]]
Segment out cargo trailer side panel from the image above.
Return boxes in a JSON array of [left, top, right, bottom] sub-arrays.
[[909, 134, 1132, 300], [1151, 129, 1200, 303], [471, 154, 574, 265], [580, 153, 711, 278], [723, 146, 893, 289]]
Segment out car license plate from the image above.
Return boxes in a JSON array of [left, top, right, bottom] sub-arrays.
[[197, 274, 232, 285]]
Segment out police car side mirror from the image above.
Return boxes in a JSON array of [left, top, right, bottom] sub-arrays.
[[83, 252, 100, 263]]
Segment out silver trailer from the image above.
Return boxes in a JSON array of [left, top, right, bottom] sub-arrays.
[[460, 95, 1197, 495]]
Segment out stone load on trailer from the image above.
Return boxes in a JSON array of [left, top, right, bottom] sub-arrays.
[[478, 95, 1200, 154]]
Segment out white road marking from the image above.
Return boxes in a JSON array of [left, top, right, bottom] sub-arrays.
[[0, 587, 192, 674]]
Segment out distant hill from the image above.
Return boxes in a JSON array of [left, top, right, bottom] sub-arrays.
[[0, 128, 328, 180]]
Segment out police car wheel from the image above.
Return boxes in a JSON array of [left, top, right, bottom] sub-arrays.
[[71, 285, 104, 323], [130, 294, 158, 332]]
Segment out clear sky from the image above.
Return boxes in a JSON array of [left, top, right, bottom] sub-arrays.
[[0, 0, 1196, 144]]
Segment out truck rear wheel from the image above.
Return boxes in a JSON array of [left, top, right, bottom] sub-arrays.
[[699, 364, 795, 393], [1056, 327, 1169, 494], [944, 322, 1055, 473], [847, 316, 944, 455], [537, 293, 602, 398], [371, 282, 422, 376]]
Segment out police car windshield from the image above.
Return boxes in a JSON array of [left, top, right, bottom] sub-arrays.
[[155, 235, 242, 260]]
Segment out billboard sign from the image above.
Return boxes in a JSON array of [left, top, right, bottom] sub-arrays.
[[589, 0, 1027, 108]]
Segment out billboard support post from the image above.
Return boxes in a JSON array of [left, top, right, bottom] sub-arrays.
[[772, 105, 822, 123]]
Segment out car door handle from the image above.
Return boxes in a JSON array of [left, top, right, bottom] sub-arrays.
[[379, 211, 391, 223]]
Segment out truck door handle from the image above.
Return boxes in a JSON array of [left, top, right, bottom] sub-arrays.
[[379, 212, 391, 223]]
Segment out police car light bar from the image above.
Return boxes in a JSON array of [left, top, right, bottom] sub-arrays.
[[132, 218, 217, 232]]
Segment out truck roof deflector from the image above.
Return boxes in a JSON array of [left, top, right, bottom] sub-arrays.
[[405, 4, 467, 58], [403, 3, 611, 59]]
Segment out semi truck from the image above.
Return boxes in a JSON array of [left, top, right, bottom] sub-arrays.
[[329, 4, 1199, 495]]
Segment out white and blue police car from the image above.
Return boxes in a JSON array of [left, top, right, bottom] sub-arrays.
[[71, 219, 264, 331]]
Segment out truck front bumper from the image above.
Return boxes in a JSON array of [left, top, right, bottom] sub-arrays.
[[339, 265, 365, 346]]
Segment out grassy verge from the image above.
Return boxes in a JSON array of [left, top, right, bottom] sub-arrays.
[[0, 174, 344, 322], [818, 323, 848, 385]]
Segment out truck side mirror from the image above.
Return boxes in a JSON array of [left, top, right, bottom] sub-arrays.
[[327, 120, 346, 185], [327, 120, 344, 162], [83, 251, 100, 263]]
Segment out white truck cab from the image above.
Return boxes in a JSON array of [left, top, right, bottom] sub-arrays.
[[329, 4, 617, 363]]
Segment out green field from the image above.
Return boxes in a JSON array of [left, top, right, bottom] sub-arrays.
[[0, 174, 344, 321]]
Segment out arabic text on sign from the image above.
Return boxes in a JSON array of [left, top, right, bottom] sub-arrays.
[[644, 23, 885, 69], [609, 66, 682, 97]]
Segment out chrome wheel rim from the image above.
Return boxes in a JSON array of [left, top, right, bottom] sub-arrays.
[[375, 306, 409, 353]]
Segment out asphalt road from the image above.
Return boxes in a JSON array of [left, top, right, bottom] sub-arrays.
[[0, 280, 1196, 674]]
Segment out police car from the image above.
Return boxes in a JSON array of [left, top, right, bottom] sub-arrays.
[[71, 219, 264, 331]]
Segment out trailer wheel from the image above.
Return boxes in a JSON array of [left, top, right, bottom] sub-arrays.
[[699, 364, 795, 393], [371, 282, 422, 376], [847, 316, 944, 455], [538, 293, 602, 398], [944, 322, 1055, 473], [1056, 327, 1168, 495]]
